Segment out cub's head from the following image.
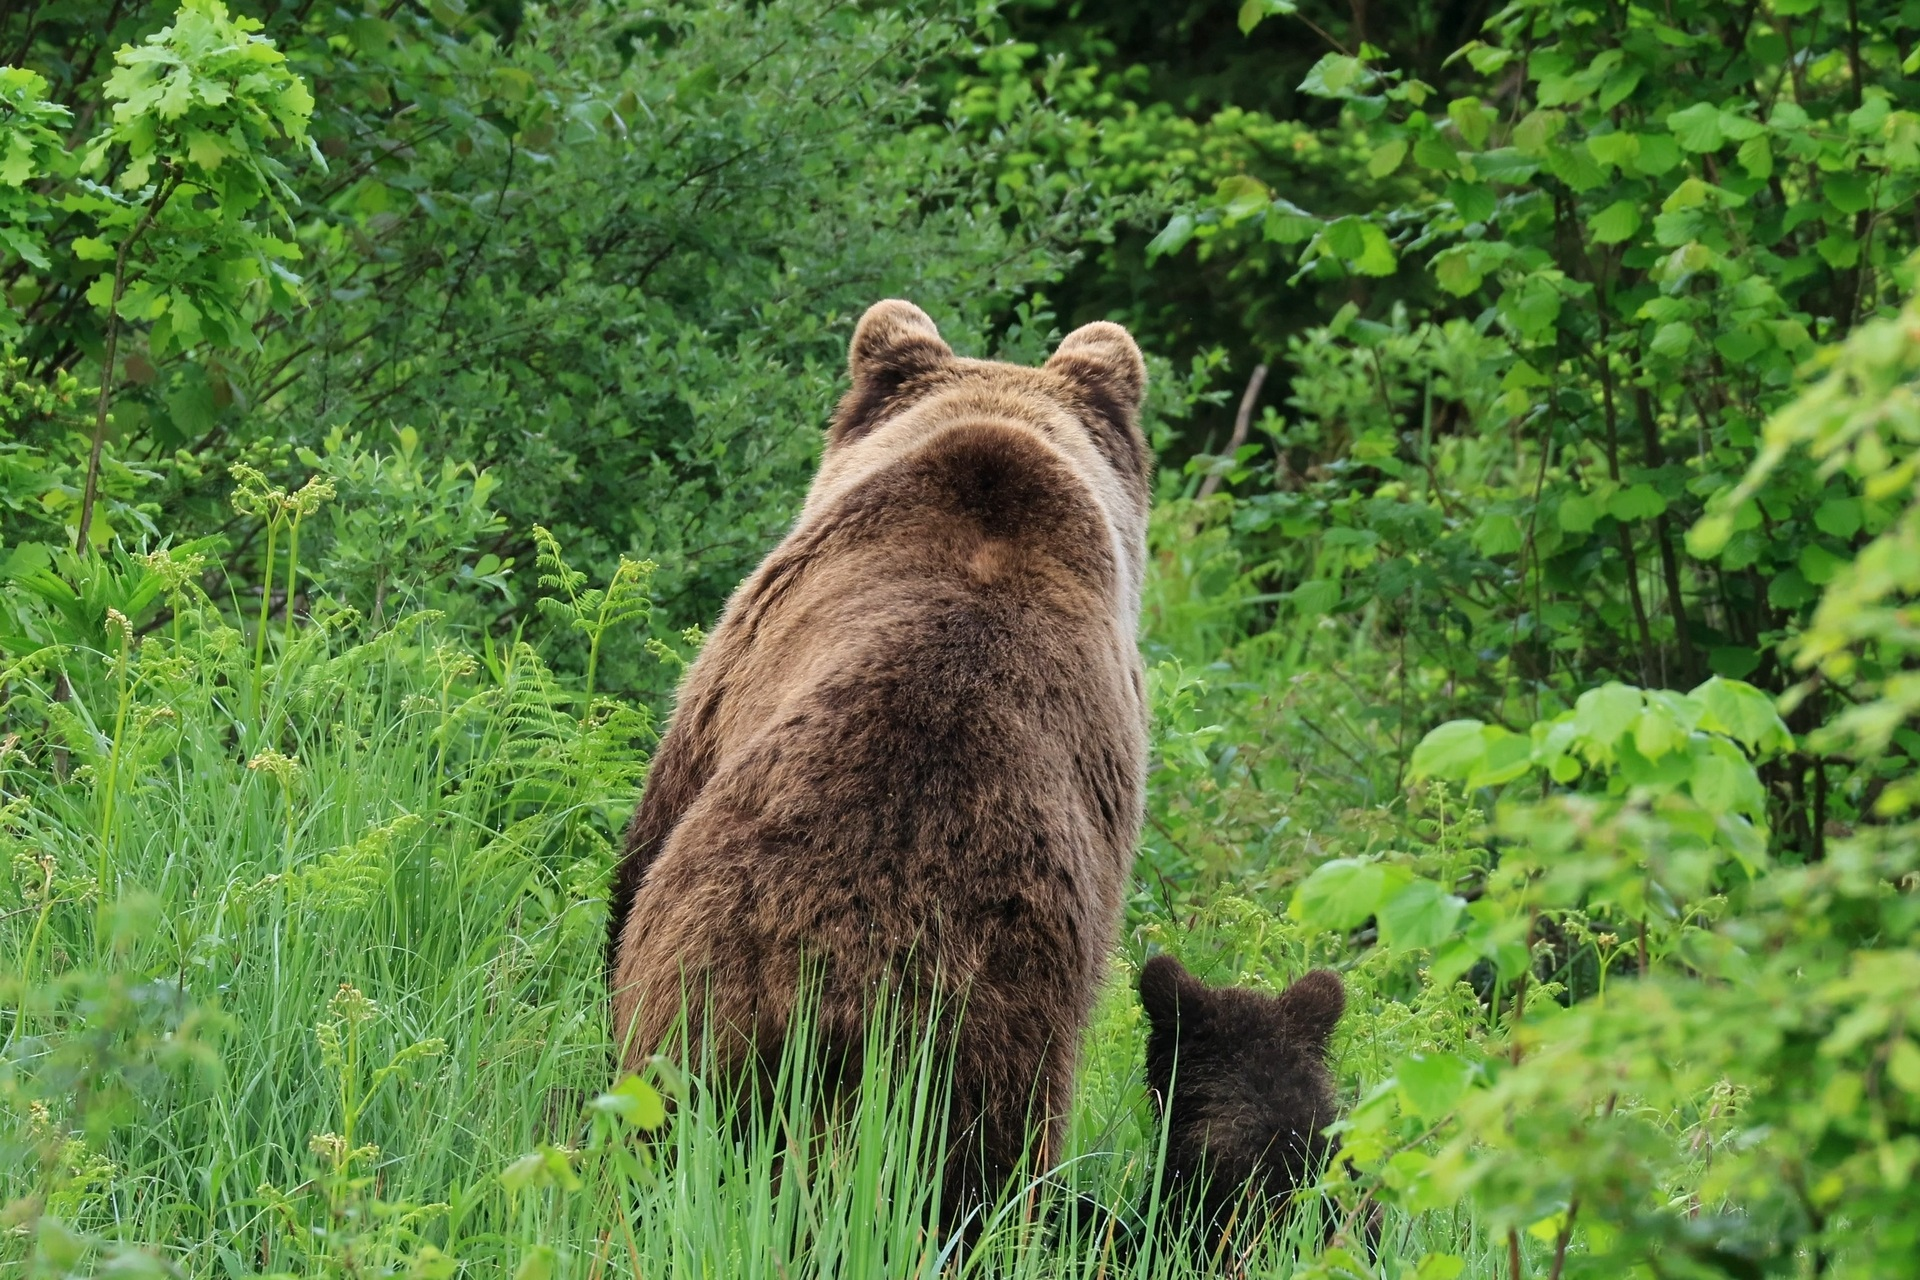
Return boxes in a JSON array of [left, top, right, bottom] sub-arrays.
[[812, 300, 1152, 604], [1138, 955, 1347, 1243]]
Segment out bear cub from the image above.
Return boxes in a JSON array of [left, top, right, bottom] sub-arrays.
[[1138, 955, 1355, 1254]]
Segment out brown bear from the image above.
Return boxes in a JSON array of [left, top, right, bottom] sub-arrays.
[[1138, 955, 1357, 1257], [606, 299, 1152, 1224]]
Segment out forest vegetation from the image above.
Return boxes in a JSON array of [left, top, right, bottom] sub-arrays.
[[2, 0, 1917, 1276]]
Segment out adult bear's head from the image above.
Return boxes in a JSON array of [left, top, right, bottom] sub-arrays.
[[809, 299, 1152, 615]]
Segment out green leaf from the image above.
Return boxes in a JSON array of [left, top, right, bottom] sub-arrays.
[[1814, 497, 1862, 538], [1693, 676, 1791, 753], [591, 1073, 667, 1130], [1650, 320, 1693, 359], [1216, 174, 1270, 222], [1630, 132, 1684, 175], [1413, 133, 1461, 172], [1574, 683, 1643, 750], [1709, 646, 1761, 679], [1737, 134, 1773, 179], [1498, 276, 1561, 338], [1588, 199, 1641, 244], [1471, 728, 1534, 788], [1825, 173, 1871, 214], [1238, 0, 1297, 34], [1299, 54, 1366, 98], [1397, 1051, 1473, 1118], [1587, 131, 1640, 170], [1557, 492, 1599, 533], [1431, 246, 1484, 296], [1379, 878, 1467, 950], [1448, 97, 1492, 148], [1609, 483, 1667, 520], [1352, 220, 1398, 276], [1368, 138, 1408, 177], [514, 1245, 557, 1280], [1767, 566, 1817, 609], [1291, 578, 1341, 616], [1444, 180, 1495, 225], [1473, 512, 1523, 555], [1410, 720, 1487, 781], [1798, 542, 1848, 585], [1146, 213, 1195, 261], [1414, 1256, 1467, 1280], [1293, 858, 1388, 931], [1667, 101, 1726, 151]]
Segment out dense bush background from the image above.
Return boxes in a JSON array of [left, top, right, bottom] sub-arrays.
[[2, 0, 1917, 1276]]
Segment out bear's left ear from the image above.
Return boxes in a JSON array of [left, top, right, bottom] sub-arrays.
[[1046, 321, 1147, 419], [1139, 954, 1203, 1031], [1275, 968, 1347, 1047], [832, 300, 954, 445]]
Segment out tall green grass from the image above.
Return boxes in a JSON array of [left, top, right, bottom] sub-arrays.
[[0, 543, 1485, 1278]]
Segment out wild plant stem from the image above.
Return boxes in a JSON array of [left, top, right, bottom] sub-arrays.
[[77, 173, 180, 555]]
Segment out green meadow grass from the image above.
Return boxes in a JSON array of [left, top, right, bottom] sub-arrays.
[[0, 558, 1496, 1278]]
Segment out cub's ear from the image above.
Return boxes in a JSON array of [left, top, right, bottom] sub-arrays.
[[1274, 968, 1347, 1047], [833, 300, 953, 444], [1139, 954, 1203, 1031], [1045, 320, 1147, 419]]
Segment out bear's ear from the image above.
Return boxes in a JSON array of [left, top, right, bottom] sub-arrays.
[[832, 300, 953, 444], [1274, 968, 1347, 1047], [1045, 321, 1147, 419], [1139, 954, 1203, 1031]]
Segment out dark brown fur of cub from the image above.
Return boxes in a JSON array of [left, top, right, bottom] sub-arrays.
[[1139, 956, 1350, 1253], [606, 300, 1152, 1222]]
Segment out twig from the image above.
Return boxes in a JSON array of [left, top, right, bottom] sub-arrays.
[[1198, 363, 1269, 500]]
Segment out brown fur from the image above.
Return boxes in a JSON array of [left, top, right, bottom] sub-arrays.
[[606, 300, 1152, 1221], [1139, 956, 1352, 1254]]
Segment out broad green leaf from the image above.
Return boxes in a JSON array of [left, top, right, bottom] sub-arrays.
[[1448, 97, 1492, 149], [1414, 1256, 1467, 1280], [1299, 54, 1366, 98], [1668, 101, 1725, 151], [1378, 878, 1467, 950], [1588, 199, 1641, 244], [1693, 677, 1791, 754], [1825, 173, 1871, 214], [591, 1073, 667, 1130], [1446, 180, 1496, 224], [1650, 320, 1693, 358], [1352, 220, 1398, 276], [1631, 132, 1684, 175], [514, 1246, 557, 1280], [1632, 708, 1685, 760], [1608, 483, 1667, 520], [1293, 858, 1387, 931], [1587, 131, 1639, 169], [1473, 512, 1523, 555], [1397, 1051, 1474, 1118], [1238, 0, 1298, 34], [1799, 542, 1848, 585], [1557, 492, 1600, 532], [1410, 720, 1487, 780], [1573, 683, 1642, 750], [1471, 728, 1534, 788], [1368, 138, 1408, 177], [1432, 246, 1484, 296], [1217, 174, 1270, 221], [1146, 214, 1195, 260], [1814, 497, 1862, 538]]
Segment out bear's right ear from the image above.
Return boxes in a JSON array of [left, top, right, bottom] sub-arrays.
[[831, 300, 953, 445], [1139, 954, 1202, 1031], [1274, 968, 1347, 1048]]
